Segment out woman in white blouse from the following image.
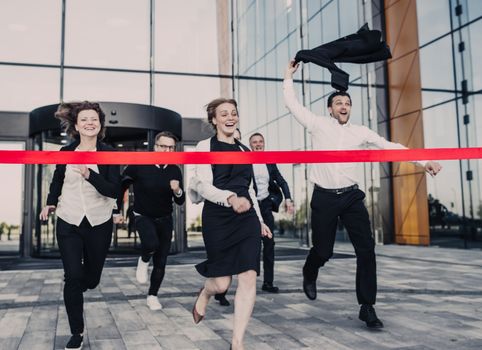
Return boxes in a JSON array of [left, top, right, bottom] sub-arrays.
[[39, 102, 120, 350]]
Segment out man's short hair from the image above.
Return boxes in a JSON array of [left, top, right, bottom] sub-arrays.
[[327, 91, 352, 107], [155, 131, 178, 143], [249, 132, 264, 141]]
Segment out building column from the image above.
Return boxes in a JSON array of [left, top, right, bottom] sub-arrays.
[[384, 0, 430, 245]]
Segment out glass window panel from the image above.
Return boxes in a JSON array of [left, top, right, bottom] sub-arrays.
[[321, 1, 339, 43], [419, 36, 455, 92], [264, 1, 276, 53], [265, 51, 277, 78], [63, 70, 149, 104], [423, 102, 461, 211], [468, 0, 482, 22], [278, 115, 292, 150], [0, 142, 25, 229], [468, 20, 481, 91], [275, 1, 288, 43], [307, 0, 322, 19], [154, 75, 220, 118], [348, 85, 363, 126], [255, 80, 267, 127], [420, 92, 454, 110], [65, 0, 150, 69], [288, 31, 300, 60], [155, 0, 219, 74], [255, 1, 265, 61], [307, 12, 322, 49], [475, 94, 482, 147], [0, 0, 61, 64], [339, 0, 359, 35], [265, 81, 279, 121], [0, 66, 59, 112], [416, 0, 451, 45], [287, 0, 299, 33]]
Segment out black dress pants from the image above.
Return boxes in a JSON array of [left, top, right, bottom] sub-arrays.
[[56, 217, 112, 335], [259, 198, 275, 284], [135, 215, 173, 296], [303, 188, 377, 305]]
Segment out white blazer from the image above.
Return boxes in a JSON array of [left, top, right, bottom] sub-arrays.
[[188, 138, 264, 224]]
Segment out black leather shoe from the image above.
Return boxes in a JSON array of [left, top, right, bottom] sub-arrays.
[[302, 278, 317, 300], [261, 282, 279, 293], [214, 293, 230, 306], [359, 304, 384, 328], [65, 334, 83, 350]]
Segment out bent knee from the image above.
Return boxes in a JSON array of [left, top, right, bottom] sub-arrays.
[[238, 270, 257, 284], [214, 278, 231, 293]]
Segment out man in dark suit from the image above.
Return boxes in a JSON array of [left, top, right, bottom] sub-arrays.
[[249, 133, 294, 293]]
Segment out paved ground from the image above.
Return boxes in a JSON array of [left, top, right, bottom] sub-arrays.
[[0, 243, 481, 349]]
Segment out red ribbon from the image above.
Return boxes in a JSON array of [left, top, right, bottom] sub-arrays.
[[0, 148, 480, 164]]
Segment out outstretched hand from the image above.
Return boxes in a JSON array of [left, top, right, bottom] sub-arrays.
[[424, 161, 442, 177], [284, 59, 300, 80]]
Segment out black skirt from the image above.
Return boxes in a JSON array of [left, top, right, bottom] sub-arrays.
[[195, 137, 261, 277], [196, 201, 261, 277]]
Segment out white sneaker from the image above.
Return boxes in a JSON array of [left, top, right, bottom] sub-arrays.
[[146, 295, 163, 310], [136, 257, 149, 284]]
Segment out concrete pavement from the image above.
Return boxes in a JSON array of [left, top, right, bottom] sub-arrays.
[[0, 243, 481, 349]]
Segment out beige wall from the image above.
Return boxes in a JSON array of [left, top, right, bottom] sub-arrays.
[[216, 0, 231, 97]]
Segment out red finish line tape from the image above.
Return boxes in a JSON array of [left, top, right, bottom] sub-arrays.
[[0, 148, 481, 165]]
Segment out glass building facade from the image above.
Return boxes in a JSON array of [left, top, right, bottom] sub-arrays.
[[0, 0, 481, 257], [232, 0, 482, 248]]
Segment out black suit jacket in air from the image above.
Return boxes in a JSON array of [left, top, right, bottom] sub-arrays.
[[294, 23, 392, 91]]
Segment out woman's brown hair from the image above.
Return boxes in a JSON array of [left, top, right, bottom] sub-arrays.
[[205, 98, 238, 130], [55, 101, 106, 140]]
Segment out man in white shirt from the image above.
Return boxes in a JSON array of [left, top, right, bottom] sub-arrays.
[[283, 60, 442, 328]]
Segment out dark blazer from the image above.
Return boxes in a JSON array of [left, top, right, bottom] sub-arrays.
[[265, 164, 292, 213], [46, 140, 121, 212], [294, 23, 392, 91]]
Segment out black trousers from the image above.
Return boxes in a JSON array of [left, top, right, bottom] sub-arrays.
[[259, 198, 275, 284], [56, 217, 112, 335], [135, 215, 173, 296], [303, 188, 377, 305]]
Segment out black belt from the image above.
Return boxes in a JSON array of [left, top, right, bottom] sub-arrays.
[[315, 184, 358, 194]]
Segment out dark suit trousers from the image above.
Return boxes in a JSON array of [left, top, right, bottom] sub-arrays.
[[260, 198, 275, 284], [135, 215, 173, 296], [57, 217, 112, 335], [303, 188, 377, 305]]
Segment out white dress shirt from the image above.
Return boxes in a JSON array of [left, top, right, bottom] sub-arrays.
[[56, 158, 116, 226], [252, 164, 270, 201], [283, 79, 425, 189]]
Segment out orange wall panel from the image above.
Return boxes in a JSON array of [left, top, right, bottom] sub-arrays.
[[384, 0, 430, 245]]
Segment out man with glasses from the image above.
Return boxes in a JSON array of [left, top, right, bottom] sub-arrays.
[[120, 131, 185, 311]]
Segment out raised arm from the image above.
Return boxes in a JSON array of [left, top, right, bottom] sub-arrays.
[[283, 60, 319, 131], [364, 127, 442, 176]]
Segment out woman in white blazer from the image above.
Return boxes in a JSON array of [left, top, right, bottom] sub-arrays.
[[189, 98, 271, 350]]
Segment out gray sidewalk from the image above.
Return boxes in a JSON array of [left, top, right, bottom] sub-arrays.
[[0, 243, 481, 349]]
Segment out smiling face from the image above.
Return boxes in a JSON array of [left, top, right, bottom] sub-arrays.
[[328, 95, 352, 125], [75, 109, 101, 139], [212, 102, 239, 137], [249, 134, 265, 151]]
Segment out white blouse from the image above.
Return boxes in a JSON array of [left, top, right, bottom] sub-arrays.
[[56, 150, 116, 226]]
